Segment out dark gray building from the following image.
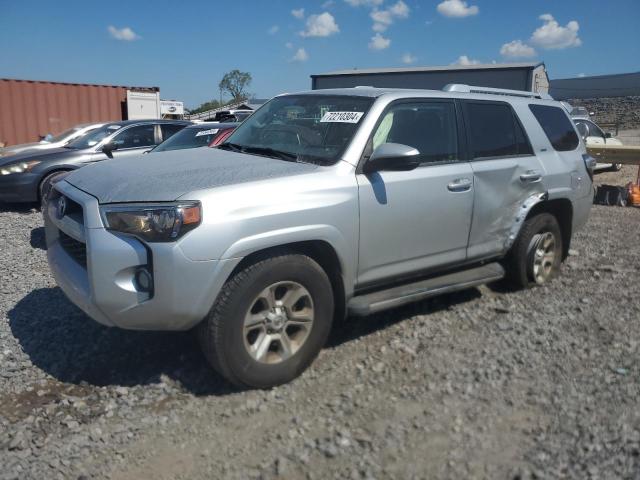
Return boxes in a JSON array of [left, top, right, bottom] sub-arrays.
[[549, 72, 640, 100], [311, 62, 549, 93]]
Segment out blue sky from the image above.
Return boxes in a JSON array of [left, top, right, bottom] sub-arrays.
[[1, 0, 638, 108]]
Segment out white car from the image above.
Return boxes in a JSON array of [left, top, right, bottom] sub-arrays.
[[0, 123, 104, 158], [573, 118, 623, 171]]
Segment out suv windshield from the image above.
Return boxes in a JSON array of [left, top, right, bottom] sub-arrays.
[[221, 95, 374, 165], [153, 126, 231, 152], [66, 124, 122, 150]]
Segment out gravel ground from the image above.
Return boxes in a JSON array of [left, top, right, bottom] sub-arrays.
[[1, 167, 639, 480]]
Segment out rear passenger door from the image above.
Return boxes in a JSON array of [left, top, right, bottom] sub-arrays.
[[462, 100, 546, 260], [356, 99, 475, 286]]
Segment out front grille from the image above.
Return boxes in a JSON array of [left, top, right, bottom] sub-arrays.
[[59, 231, 87, 268], [63, 196, 83, 219]]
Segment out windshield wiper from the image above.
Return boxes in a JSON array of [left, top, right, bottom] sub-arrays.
[[241, 146, 299, 162], [217, 142, 299, 162], [217, 142, 244, 152]]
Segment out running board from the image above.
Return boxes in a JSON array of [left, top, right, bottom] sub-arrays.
[[347, 262, 504, 317]]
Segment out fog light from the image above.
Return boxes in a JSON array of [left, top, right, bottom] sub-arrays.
[[135, 268, 153, 293]]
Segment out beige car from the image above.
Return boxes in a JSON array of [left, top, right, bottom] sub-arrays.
[[573, 118, 623, 171]]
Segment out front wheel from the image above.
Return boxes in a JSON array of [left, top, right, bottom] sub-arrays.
[[197, 251, 334, 388], [504, 213, 563, 289], [39, 171, 69, 210]]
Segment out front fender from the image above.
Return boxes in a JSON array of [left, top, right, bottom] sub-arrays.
[[220, 224, 356, 298]]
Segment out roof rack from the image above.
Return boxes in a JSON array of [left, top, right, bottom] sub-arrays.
[[443, 84, 553, 100]]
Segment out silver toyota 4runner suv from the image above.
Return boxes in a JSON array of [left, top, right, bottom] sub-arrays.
[[45, 85, 594, 388]]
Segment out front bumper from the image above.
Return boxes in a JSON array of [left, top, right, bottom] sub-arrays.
[[45, 181, 233, 331], [0, 172, 39, 202]]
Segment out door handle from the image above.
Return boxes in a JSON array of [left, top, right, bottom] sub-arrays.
[[520, 170, 542, 183], [447, 178, 472, 192]]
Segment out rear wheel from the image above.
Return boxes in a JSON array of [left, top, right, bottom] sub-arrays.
[[504, 213, 563, 289], [610, 163, 622, 172], [197, 251, 334, 388]]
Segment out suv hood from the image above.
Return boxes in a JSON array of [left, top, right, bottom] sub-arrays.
[[64, 147, 319, 203]]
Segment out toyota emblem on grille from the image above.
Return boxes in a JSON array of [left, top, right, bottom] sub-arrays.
[[57, 196, 67, 219]]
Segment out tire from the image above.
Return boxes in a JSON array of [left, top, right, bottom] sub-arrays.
[[610, 163, 622, 172], [197, 251, 334, 389], [504, 213, 563, 289], [39, 171, 68, 210]]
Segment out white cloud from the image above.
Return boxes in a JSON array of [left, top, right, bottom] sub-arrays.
[[291, 8, 305, 19], [369, 32, 391, 50], [322, 0, 335, 8], [370, 1, 410, 31], [500, 40, 537, 58], [389, 0, 409, 18], [285, 42, 294, 49], [401, 53, 417, 64], [436, 0, 478, 18], [371, 10, 393, 31], [290, 47, 309, 62], [530, 13, 581, 49], [452, 55, 480, 66], [578, 73, 586, 78], [345, 0, 383, 6], [107, 25, 140, 41], [267, 25, 279, 35], [300, 12, 340, 37]]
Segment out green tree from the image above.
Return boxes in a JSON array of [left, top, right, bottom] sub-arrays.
[[219, 70, 252, 102]]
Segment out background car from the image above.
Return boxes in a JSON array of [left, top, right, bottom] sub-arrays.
[[573, 118, 623, 171], [210, 109, 253, 122], [150, 122, 237, 153], [0, 123, 104, 158], [0, 119, 190, 204]]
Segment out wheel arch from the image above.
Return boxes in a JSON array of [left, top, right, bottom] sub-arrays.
[[526, 198, 573, 260], [226, 240, 348, 323], [37, 167, 76, 201]]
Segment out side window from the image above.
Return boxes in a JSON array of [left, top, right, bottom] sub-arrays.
[[586, 121, 605, 139], [161, 124, 185, 142], [112, 125, 157, 149], [514, 115, 534, 156], [575, 121, 588, 139], [370, 101, 458, 164], [529, 104, 579, 152], [464, 102, 530, 159]]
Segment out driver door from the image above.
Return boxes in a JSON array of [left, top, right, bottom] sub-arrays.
[[93, 124, 160, 161], [356, 99, 474, 287]]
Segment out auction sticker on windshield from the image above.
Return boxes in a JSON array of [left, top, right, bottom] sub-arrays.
[[195, 129, 219, 137], [320, 111, 364, 123]]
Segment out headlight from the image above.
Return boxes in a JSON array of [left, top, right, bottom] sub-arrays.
[[100, 202, 201, 242], [0, 160, 41, 175]]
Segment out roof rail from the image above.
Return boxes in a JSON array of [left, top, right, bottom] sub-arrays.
[[443, 84, 553, 100]]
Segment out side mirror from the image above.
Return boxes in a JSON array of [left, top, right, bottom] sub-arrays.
[[363, 143, 420, 174], [101, 142, 118, 158], [605, 132, 612, 139]]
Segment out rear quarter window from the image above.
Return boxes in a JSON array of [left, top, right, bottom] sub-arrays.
[[463, 101, 533, 159], [529, 104, 579, 151]]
